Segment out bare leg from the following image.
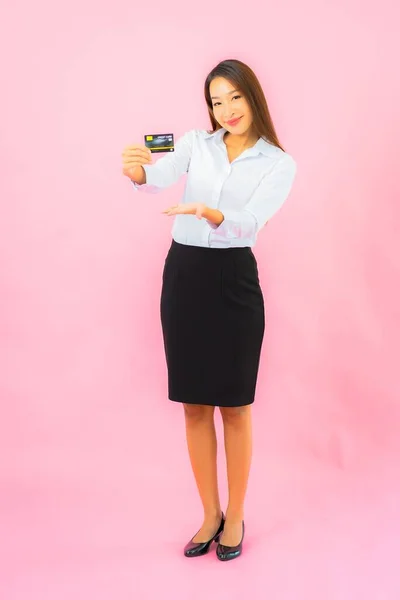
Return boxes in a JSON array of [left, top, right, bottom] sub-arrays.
[[183, 404, 222, 542], [219, 405, 252, 546]]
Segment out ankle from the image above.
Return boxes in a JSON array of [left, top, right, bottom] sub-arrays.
[[225, 509, 244, 523], [204, 508, 222, 521]]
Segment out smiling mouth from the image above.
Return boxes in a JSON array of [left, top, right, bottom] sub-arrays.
[[226, 116, 243, 126]]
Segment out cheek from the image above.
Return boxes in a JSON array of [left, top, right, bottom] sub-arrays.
[[241, 101, 251, 115], [213, 107, 223, 122], [242, 106, 253, 123]]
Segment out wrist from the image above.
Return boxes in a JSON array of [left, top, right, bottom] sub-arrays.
[[130, 165, 146, 184], [203, 206, 224, 226]]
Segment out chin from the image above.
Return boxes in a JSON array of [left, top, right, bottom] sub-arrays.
[[230, 121, 251, 135]]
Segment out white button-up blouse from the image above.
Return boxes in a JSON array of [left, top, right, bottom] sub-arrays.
[[132, 127, 297, 248]]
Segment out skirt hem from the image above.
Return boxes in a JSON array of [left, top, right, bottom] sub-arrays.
[[168, 396, 255, 408]]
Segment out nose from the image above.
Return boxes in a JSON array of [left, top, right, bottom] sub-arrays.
[[223, 108, 235, 120]]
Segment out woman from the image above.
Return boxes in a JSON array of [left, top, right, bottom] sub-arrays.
[[122, 59, 296, 561]]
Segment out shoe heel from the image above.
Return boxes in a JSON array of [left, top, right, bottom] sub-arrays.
[[214, 534, 220, 543]]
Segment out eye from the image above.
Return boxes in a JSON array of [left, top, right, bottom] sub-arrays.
[[232, 95, 241, 101], [213, 102, 221, 107]]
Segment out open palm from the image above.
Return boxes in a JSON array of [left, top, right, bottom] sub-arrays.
[[162, 202, 206, 219]]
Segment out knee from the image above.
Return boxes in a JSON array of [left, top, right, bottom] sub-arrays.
[[219, 406, 251, 426], [183, 403, 215, 422]]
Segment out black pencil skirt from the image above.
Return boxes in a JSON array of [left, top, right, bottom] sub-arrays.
[[160, 239, 265, 407]]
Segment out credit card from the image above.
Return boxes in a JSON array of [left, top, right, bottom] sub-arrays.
[[144, 133, 174, 153]]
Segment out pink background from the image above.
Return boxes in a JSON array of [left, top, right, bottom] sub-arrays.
[[1, 0, 399, 598]]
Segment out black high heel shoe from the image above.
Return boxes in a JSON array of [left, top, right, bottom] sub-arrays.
[[184, 513, 225, 558], [216, 521, 245, 561]]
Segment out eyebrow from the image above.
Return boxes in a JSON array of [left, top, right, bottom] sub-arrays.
[[211, 89, 239, 100]]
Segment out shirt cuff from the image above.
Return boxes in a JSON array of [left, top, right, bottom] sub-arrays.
[[207, 209, 257, 239], [130, 165, 160, 194]]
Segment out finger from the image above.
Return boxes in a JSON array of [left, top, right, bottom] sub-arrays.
[[123, 144, 151, 152], [123, 147, 152, 158], [162, 207, 178, 215], [123, 149, 151, 158], [122, 154, 152, 165], [123, 158, 151, 168]]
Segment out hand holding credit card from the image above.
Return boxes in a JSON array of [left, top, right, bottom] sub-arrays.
[[144, 133, 175, 153], [122, 133, 174, 182]]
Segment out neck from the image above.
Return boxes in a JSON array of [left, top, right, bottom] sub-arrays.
[[224, 128, 258, 148]]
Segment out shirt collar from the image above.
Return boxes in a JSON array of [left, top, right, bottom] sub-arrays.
[[205, 127, 279, 157]]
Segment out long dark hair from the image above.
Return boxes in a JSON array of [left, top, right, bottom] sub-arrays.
[[204, 59, 284, 151]]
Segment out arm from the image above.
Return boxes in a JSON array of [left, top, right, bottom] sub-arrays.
[[206, 153, 297, 238], [131, 130, 193, 194], [202, 206, 225, 226]]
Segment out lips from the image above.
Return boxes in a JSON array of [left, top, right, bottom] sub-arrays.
[[226, 116, 242, 127]]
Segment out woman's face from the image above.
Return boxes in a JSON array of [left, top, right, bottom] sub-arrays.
[[210, 77, 253, 136]]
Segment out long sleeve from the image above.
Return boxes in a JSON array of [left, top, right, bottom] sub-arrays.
[[208, 153, 297, 241], [131, 130, 194, 194]]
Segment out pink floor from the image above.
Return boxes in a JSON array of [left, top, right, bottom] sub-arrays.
[[2, 401, 400, 600]]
